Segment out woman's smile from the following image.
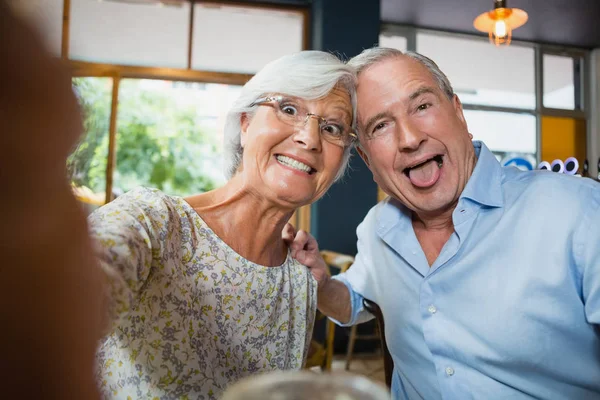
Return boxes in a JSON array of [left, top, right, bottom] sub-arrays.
[[274, 154, 316, 175]]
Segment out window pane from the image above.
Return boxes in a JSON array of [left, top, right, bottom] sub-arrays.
[[464, 110, 537, 168], [191, 4, 303, 73], [541, 117, 586, 169], [417, 33, 535, 109], [543, 55, 578, 110], [379, 34, 408, 52], [70, 0, 190, 67], [114, 79, 241, 197], [8, 0, 63, 56], [69, 77, 112, 213]]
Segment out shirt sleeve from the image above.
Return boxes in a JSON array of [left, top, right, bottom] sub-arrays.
[[329, 213, 378, 327], [330, 274, 373, 327], [88, 187, 168, 331], [576, 183, 600, 325]]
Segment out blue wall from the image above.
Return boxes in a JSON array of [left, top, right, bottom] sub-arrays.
[[310, 0, 382, 355], [310, 0, 380, 256]]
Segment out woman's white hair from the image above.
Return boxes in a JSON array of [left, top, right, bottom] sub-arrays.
[[223, 50, 357, 181]]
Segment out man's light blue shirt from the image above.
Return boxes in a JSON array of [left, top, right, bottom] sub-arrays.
[[333, 141, 600, 399]]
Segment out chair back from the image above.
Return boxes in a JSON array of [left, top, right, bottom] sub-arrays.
[[363, 299, 393, 388]]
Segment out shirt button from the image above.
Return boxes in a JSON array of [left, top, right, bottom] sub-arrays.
[[428, 305, 437, 314], [445, 367, 455, 376]]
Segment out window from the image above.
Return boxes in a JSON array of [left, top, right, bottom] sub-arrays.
[[416, 32, 535, 110], [53, 1, 307, 228], [113, 79, 240, 197], [463, 110, 537, 168], [543, 54, 581, 110], [381, 25, 591, 179], [69, 0, 191, 67], [69, 77, 112, 212], [192, 4, 304, 74], [379, 33, 408, 52]]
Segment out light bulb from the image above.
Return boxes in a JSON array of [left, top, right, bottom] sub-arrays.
[[494, 20, 507, 38]]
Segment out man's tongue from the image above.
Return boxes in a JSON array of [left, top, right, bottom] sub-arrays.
[[408, 159, 441, 188]]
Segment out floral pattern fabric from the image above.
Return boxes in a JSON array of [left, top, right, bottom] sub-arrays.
[[89, 187, 317, 400]]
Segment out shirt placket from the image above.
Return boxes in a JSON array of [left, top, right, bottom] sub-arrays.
[[419, 205, 478, 399]]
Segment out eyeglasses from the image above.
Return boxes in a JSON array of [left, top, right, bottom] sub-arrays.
[[249, 95, 357, 147]]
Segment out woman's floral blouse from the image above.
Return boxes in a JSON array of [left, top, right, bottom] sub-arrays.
[[89, 187, 317, 400]]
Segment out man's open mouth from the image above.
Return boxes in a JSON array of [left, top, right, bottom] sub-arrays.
[[403, 155, 444, 177]]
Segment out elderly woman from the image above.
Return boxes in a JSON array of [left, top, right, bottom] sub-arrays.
[[90, 50, 357, 399]]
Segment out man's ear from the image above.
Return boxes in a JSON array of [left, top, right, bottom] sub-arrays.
[[452, 94, 469, 132], [240, 113, 250, 148], [356, 145, 370, 168]]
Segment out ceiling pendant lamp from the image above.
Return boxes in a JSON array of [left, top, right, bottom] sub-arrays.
[[473, 0, 528, 46]]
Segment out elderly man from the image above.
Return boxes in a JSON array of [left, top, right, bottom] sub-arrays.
[[289, 47, 600, 399]]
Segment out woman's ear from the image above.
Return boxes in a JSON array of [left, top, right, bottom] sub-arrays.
[[240, 113, 251, 148]]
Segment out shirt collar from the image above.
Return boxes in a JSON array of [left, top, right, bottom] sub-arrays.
[[460, 141, 504, 208], [376, 140, 504, 235]]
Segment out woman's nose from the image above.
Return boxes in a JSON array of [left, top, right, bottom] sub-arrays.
[[292, 115, 322, 151]]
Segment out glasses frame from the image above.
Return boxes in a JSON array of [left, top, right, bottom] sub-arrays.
[[250, 95, 357, 147]]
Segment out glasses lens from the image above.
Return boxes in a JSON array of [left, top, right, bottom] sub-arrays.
[[321, 128, 347, 146], [271, 98, 306, 127], [270, 97, 354, 147]]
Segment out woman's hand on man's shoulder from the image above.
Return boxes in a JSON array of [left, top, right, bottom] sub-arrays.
[[283, 223, 330, 288]]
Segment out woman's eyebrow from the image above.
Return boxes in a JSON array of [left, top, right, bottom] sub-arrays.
[[326, 105, 352, 121]]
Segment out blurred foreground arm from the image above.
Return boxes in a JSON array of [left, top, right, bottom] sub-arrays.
[[0, 2, 103, 398]]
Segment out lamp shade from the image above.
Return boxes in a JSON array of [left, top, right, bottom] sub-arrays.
[[474, 1, 528, 46]]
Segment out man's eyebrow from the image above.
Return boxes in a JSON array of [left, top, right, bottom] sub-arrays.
[[409, 86, 438, 101], [359, 87, 439, 134], [361, 111, 393, 134]]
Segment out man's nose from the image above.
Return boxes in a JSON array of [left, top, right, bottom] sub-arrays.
[[397, 120, 427, 151]]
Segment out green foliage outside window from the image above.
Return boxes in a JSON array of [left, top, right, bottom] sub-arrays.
[[68, 77, 110, 200], [68, 78, 227, 201]]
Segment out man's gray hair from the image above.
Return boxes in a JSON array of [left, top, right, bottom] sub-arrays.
[[347, 47, 454, 100], [223, 50, 357, 181]]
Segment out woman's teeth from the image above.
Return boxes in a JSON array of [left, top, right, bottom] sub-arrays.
[[276, 155, 313, 173]]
